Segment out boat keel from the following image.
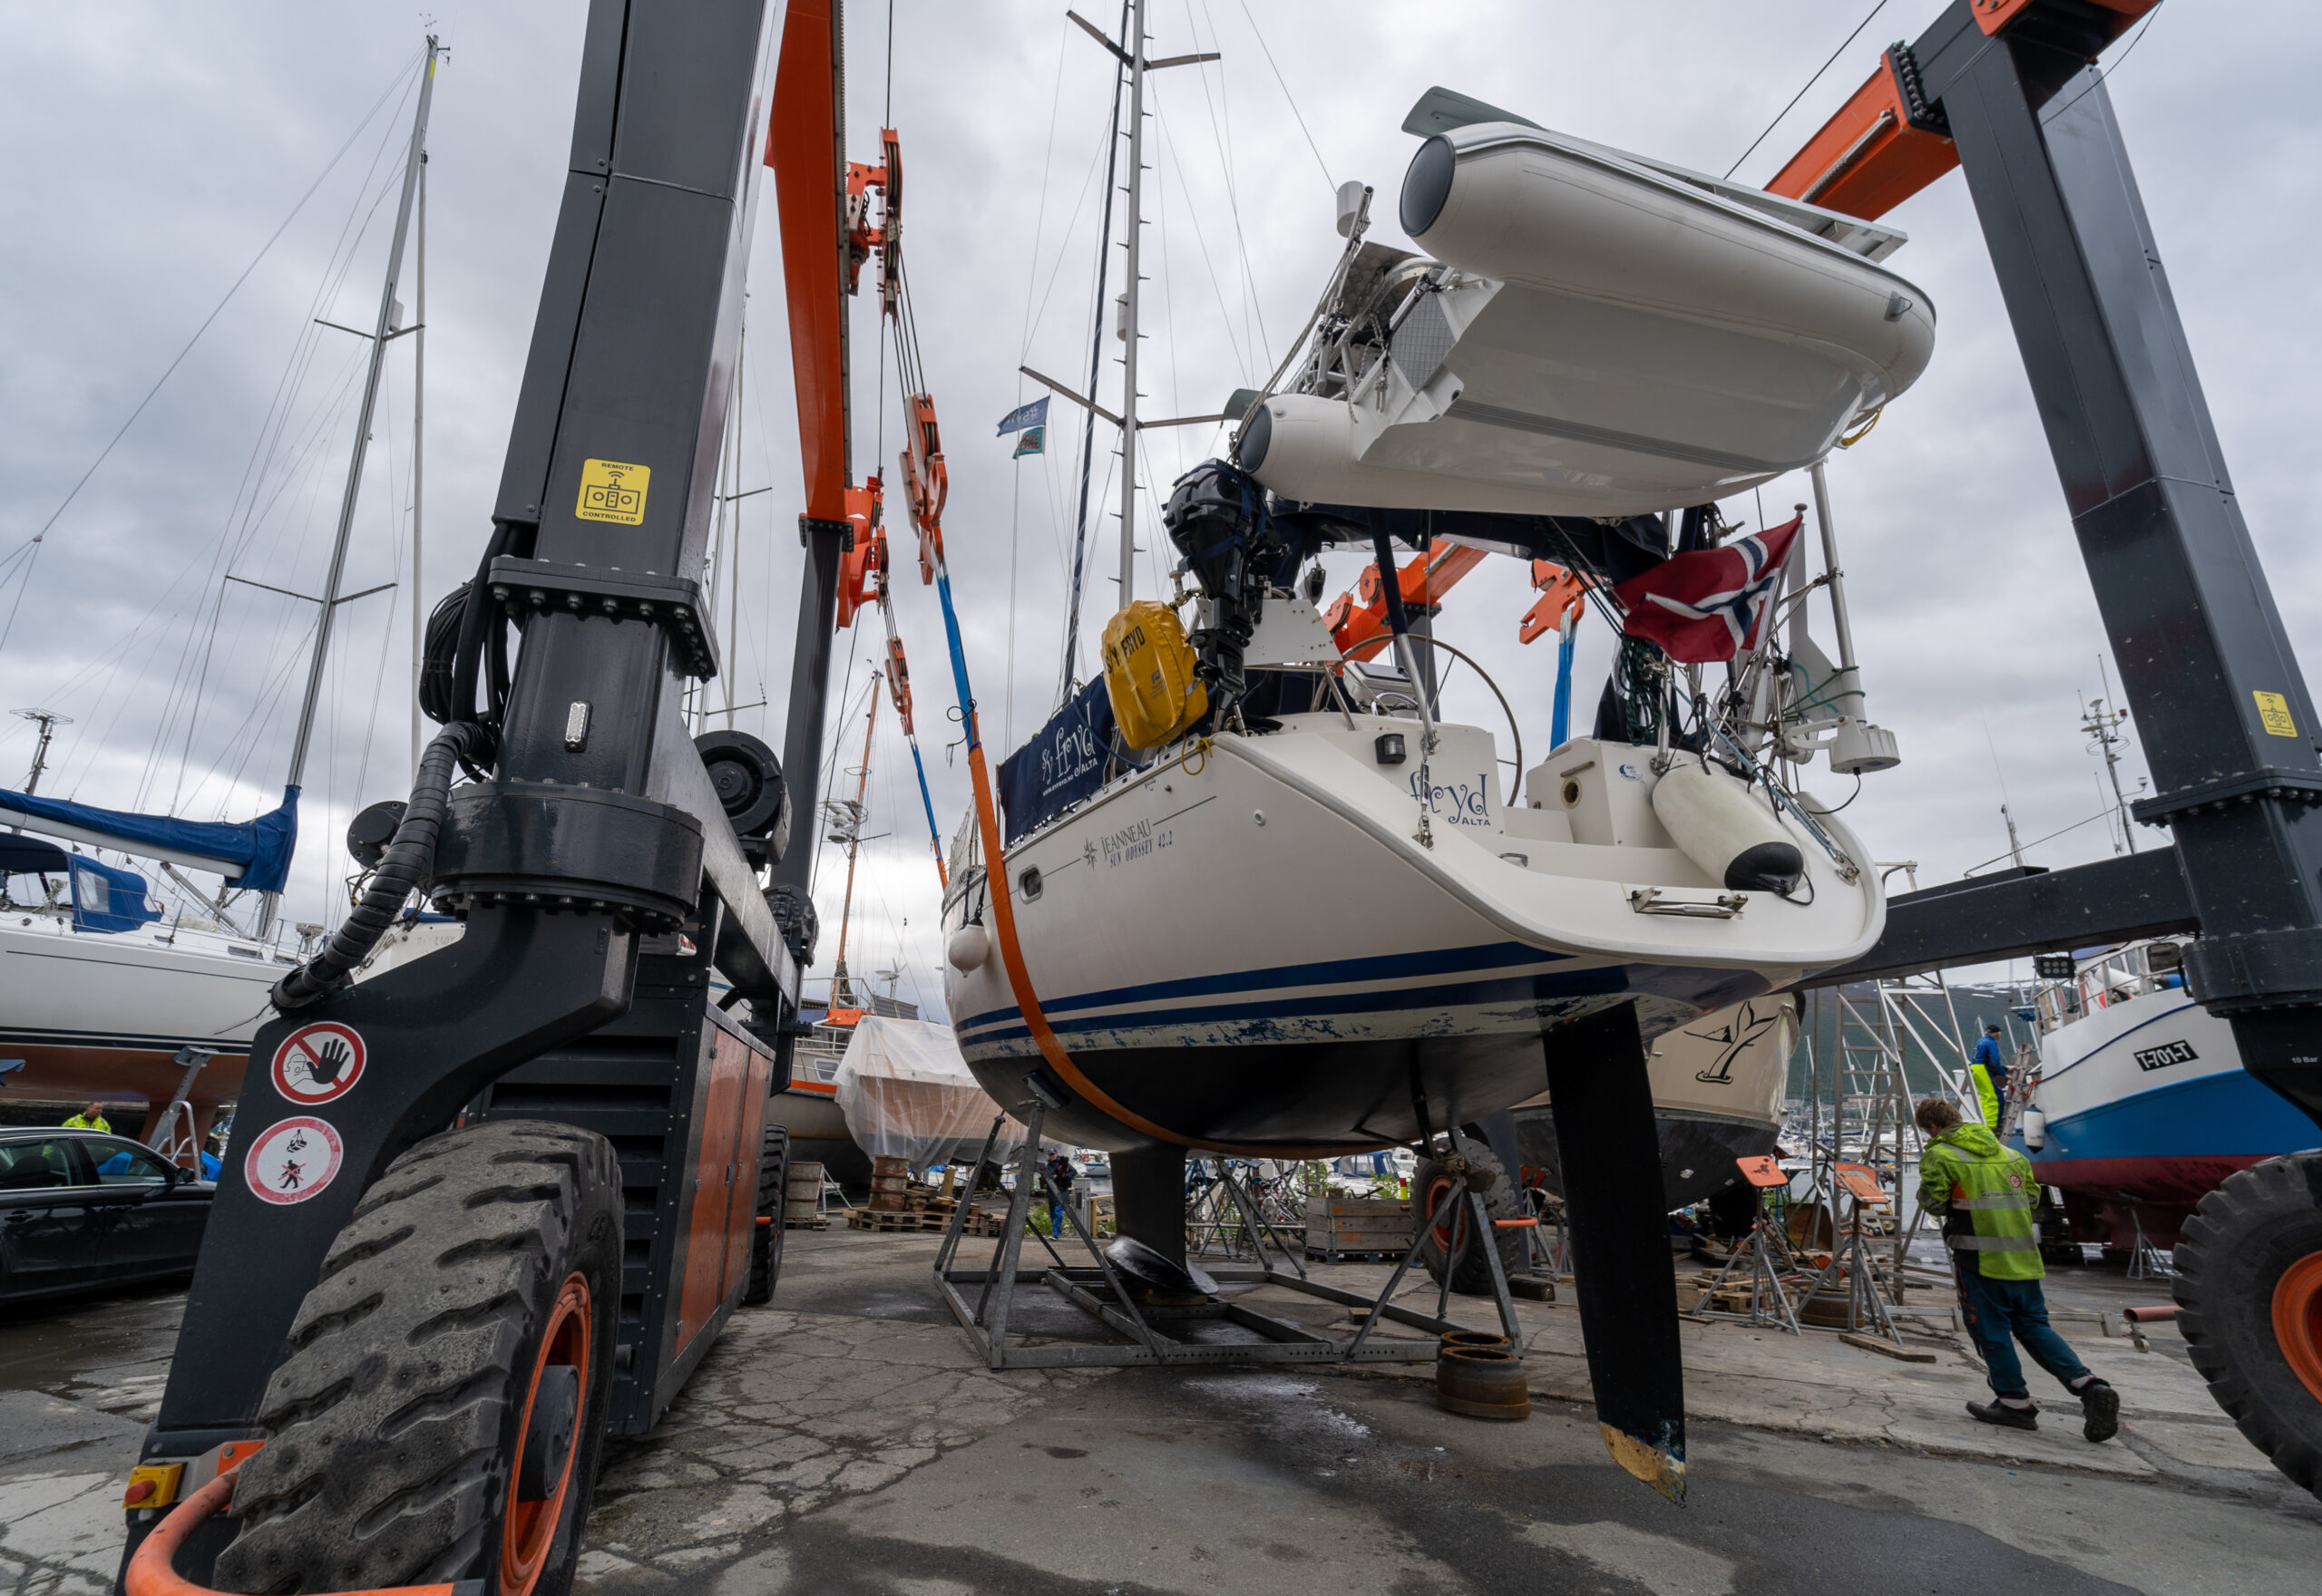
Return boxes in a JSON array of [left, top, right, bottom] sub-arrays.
[[1544, 1000, 1687, 1504]]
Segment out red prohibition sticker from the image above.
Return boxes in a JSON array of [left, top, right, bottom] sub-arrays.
[[272, 1022, 366, 1105], [245, 1116, 345, 1206]]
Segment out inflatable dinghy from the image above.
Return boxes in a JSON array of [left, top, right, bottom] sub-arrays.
[[1243, 107, 1936, 517]]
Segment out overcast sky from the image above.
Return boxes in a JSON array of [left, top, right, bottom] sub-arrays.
[[3, 1, 2314, 1016]]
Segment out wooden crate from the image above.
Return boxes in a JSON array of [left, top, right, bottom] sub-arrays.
[[1302, 1195, 1411, 1260]]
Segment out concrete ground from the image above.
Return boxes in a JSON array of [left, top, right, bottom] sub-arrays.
[[1, 1231, 2317, 1595]]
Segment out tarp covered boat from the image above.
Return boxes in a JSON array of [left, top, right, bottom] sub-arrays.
[[835, 1014, 1034, 1169]]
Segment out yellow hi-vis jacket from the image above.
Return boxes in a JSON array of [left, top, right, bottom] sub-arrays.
[[1917, 1124, 2044, 1281], [1967, 1061, 2001, 1128]]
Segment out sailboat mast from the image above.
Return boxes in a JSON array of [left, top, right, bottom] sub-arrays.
[[266, 36, 440, 934], [1056, 2, 1130, 702], [1117, 0, 1146, 604], [409, 148, 427, 775], [830, 675, 882, 1008]]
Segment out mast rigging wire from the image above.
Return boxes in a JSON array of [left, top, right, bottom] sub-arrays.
[[1232, 0, 1332, 191], [0, 47, 426, 655], [1723, 0, 1893, 181]]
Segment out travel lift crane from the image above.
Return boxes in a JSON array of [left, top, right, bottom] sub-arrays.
[[1778, 0, 2322, 1497], [112, 4, 863, 1591]]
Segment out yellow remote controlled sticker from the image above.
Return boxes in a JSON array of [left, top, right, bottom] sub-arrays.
[[576, 458, 649, 525], [2254, 690, 2298, 738]]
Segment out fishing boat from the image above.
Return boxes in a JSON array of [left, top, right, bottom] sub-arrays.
[[2006, 939, 2317, 1250], [1515, 994, 1793, 1212], [942, 87, 1923, 1162]]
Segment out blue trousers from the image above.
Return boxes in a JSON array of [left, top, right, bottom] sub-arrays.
[[1954, 1261, 2090, 1400]]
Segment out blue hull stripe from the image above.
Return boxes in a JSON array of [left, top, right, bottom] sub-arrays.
[[2021, 1068, 2319, 1164], [961, 939, 1569, 1035], [959, 968, 1626, 1048]]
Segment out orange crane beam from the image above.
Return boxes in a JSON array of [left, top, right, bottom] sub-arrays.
[[1764, 0, 2155, 220]]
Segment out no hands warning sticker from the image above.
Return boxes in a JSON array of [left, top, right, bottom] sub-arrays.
[[245, 1116, 346, 1206], [272, 1022, 366, 1105]]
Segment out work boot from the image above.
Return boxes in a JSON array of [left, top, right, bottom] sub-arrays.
[[2077, 1378, 2120, 1443], [1966, 1398, 2039, 1431]]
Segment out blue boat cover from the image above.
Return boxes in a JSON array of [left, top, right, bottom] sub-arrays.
[[0, 835, 71, 874], [996, 680, 1114, 846], [0, 785, 298, 893], [66, 853, 163, 934]]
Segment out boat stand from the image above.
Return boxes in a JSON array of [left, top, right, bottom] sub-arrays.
[[933, 1107, 1522, 1369], [1797, 1163, 1905, 1347], [1185, 1157, 1308, 1271], [2122, 1196, 2178, 1280], [1687, 1157, 1803, 1334]]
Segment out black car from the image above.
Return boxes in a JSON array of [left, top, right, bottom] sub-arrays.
[[0, 1127, 213, 1304]]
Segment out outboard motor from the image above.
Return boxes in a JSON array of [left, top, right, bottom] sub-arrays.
[[1161, 461, 1283, 715]]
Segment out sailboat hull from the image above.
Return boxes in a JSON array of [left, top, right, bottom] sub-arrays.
[[946, 721, 1875, 1154], [0, 920, 273, 1125]]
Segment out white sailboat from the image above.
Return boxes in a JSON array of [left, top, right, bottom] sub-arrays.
[[0, 42, 444, 1158], [941, 78, 1921, 1159]]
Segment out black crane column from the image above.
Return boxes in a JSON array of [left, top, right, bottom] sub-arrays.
[[1913, 10, 2322, 1125]]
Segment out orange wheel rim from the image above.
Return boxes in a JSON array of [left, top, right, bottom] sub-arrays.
[[1426, 1175, 1468, 1255], [2274, 1251, 2322, 1404], [502, 1272, 590, 1596]]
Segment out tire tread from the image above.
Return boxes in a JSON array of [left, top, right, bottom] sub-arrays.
[[214, 1119, 620, 1594]]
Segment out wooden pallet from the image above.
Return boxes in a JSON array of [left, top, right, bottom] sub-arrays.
[[784, 1215, 830, 1231], [847, 1209, 941, 1233]]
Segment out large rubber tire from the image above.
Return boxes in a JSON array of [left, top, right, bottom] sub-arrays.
[[215, 1120, 621, 1596], [1415, 1135, 1527, 1296], [741, 1123, 789, 1306], [2172, 1150, 2322, 1498]]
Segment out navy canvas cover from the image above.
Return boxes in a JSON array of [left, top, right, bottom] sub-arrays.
[[0, 784, 298, 892], [996, 680, 1114, 846], [68, 854, 163, 934]]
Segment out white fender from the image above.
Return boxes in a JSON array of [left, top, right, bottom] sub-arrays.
[[2019, 1108, 2047, 1153], [947, 924, 991, 972], [1650, 762, 1804, 895]]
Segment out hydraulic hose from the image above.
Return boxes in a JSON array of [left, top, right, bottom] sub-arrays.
[[270, 721, 482, 1011]]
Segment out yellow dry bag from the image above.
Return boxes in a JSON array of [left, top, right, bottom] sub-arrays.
[[1102, 600, 1208, 750]]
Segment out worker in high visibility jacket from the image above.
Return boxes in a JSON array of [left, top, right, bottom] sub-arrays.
[[1915, 1097, 2120, 1442], [62, 1102, 112, 1134], [1966, 1051, 2002, 1129]]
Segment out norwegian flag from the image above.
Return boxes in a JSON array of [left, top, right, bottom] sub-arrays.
[[1610, 514, 1803, 664]]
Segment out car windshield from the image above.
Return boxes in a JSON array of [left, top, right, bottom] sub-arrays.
[[0, 1138, 85, 1190]]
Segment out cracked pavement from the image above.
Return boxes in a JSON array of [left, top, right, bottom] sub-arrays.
[[1, 1232, 2317, 1594]]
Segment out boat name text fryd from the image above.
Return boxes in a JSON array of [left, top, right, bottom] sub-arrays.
[[1037, 720, 1104, 798], [1407, 770, 1493, 826]]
